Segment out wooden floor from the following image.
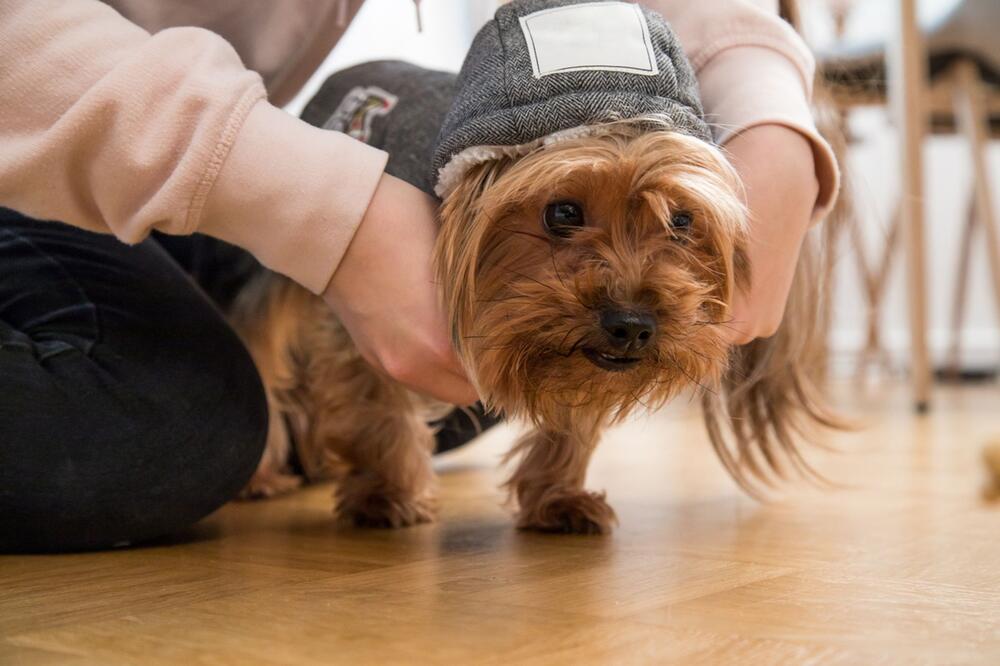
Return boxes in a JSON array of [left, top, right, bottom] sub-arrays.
[[3, 382, 1000, 665]]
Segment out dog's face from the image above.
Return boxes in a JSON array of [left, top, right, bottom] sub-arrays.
[[437, 128, 749, 426]]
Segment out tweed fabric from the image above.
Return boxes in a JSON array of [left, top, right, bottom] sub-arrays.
[[302, 1, 708, 196], [301, 60, 457, 194], [432, 0, 710, 186]]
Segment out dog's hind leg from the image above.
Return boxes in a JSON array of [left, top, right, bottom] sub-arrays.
[[300, 349, 439, 527], [237, 391, 304, 499], [229, 274, 310, 500], [324, 396, 438, 528], [228, 270, 438, 523]]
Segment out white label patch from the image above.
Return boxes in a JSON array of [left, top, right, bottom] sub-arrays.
[[519, 2, 659, 79]]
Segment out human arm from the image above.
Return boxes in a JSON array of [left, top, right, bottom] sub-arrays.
[[0, 0, 475, 403], [644, 0, 840, 343]]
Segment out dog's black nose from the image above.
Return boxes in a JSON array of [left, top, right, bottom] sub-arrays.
[[600, 309, 656, 351]]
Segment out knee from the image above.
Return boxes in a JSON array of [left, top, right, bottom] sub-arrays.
[[0, 328, 268, 552], [159, 334, 270, 498]]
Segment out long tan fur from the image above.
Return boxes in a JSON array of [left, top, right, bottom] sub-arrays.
[[701, 237, 844, 496], [230, 271, 450, 526], [435, 124, 756, 532], [701, 0, 847, 496], [232, 54, 844, 530]]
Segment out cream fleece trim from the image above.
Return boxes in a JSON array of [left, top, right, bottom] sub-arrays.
[[433, 125, 603, 198]]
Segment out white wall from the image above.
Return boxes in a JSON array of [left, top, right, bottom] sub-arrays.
[[284, 0, 497, 116]]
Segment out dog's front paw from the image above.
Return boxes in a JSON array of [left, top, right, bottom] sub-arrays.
[[335, 489, 436, 529], [517, 490, 617, 535]]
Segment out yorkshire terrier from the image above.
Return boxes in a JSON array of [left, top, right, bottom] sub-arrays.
[[229, 0, 838, 533]]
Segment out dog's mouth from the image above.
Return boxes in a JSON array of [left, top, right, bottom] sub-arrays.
[[582, 348, 642, 372]]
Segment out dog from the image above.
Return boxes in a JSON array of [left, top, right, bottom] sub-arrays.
[[229, 0, 839, 534]]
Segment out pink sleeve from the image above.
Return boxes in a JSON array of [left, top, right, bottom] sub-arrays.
[[644, 0, 840, 222], [0, 0, 386, 293]]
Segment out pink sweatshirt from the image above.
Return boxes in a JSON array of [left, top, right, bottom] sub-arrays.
[[0, 0, 837, 295]]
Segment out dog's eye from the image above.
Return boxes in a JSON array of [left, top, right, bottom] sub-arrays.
[[543, 201, 585, 238], [671, 211, 693, 234]]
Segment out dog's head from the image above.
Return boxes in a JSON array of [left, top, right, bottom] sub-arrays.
[[435, 124, 749, 426]]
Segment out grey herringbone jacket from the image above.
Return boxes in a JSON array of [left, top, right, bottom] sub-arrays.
[[301, 0, 708, 197]]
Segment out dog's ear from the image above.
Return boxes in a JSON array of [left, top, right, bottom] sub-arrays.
[[434, 158, 513, 356], [701, 233, 846, 496]]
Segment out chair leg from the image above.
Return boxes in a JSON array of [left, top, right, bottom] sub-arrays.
[[945, 196, 977, 377], [845, 193, 875, 368], [888, 0, 931, 412], [817, 207, 839, 382], [953, 60, 1000, 354], [825, 107, 897, 381], [819, 107, 865, 382], [863, 202, 902, 374]]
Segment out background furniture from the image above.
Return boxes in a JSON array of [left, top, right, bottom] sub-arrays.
[[818, 0, 1000, 410]]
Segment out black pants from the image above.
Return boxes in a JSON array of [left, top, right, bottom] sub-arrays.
[[0, 209, 491, 553]]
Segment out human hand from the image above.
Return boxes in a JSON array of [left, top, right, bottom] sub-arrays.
[[323, 173, 478, 405], [722, 124, 820, 345]]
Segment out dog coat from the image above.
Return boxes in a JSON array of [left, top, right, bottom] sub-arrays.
[[300, 0, 710, 197]]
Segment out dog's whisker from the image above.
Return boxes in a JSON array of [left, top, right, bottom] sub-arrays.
[[660, 353, 717, 397], [496, 226, 551, 244], [554, 324, 591, 357]]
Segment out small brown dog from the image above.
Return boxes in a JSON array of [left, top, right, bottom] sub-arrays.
[[230, 1, 838, 534], [230, 121, 835, 534]]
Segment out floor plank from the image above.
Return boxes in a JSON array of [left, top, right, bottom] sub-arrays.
[[2, 383, 999, 664]]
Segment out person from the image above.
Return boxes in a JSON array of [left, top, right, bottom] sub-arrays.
[[0, 0, 838, 552]]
